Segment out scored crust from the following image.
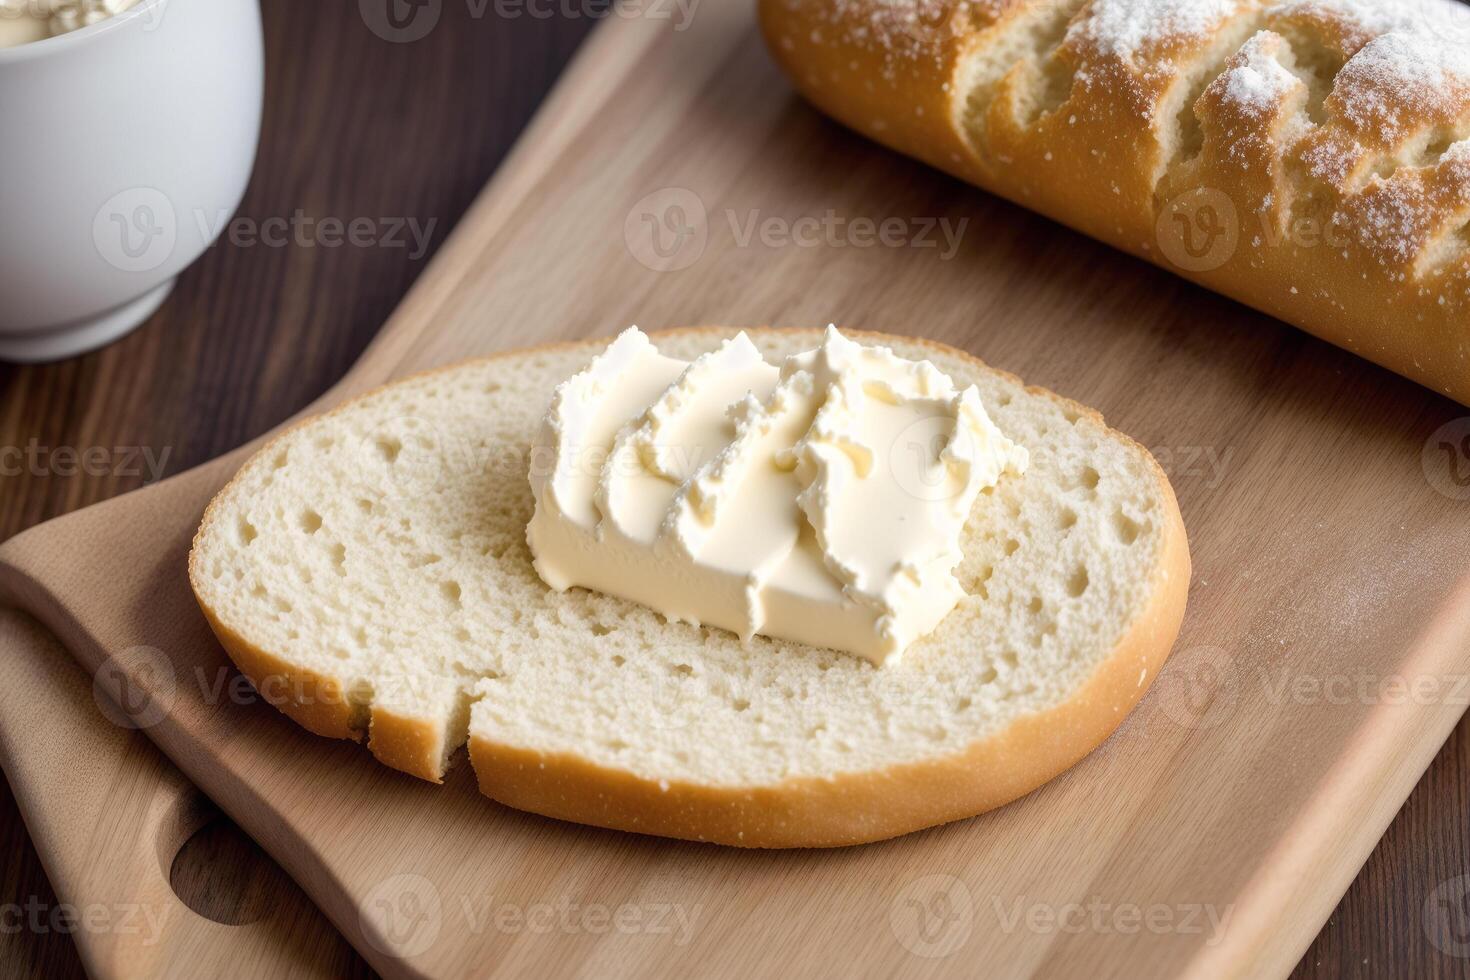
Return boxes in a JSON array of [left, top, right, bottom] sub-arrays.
[[189, 328, 1191, 846], [758, 0, 1470, 405]]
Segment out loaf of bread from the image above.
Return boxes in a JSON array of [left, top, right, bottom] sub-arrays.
[[189, 329, 1189, 847], [759, 0, 1470, 404]]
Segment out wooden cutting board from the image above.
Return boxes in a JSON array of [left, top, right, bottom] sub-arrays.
[[4, 3, 1470, 977], [0, 609, 356, 979]]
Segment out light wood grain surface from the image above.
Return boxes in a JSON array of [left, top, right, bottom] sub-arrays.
[[4, 0, 1470, 977], [0, 609, 365, 979]]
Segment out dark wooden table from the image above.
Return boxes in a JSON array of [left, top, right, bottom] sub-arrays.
[[0, 2, 1464, 976]]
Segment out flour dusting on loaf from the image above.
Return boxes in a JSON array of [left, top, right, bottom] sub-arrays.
[[1073, 0, 1243, 59], [761, 0, 1470, 403], [1218, 31, 1298, 115]]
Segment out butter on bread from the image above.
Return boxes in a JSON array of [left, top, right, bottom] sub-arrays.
[[759, 0, 1470, 404], [189, 329, 1189, 847], [528, 326, 1029, 667]]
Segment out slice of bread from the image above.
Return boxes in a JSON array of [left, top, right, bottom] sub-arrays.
[[189, 328, 1189, 847]]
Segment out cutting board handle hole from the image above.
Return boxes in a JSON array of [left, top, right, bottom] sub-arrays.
[[168, 813, 302, 926]]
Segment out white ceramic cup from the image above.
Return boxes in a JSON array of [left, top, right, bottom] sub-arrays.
[[0, 0, 263, 362]]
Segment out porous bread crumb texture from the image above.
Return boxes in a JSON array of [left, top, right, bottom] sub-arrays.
[[191, 331, 1169, 788]]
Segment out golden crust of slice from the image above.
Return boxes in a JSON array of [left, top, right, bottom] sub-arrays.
[[190, 328, 1191, 846]]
